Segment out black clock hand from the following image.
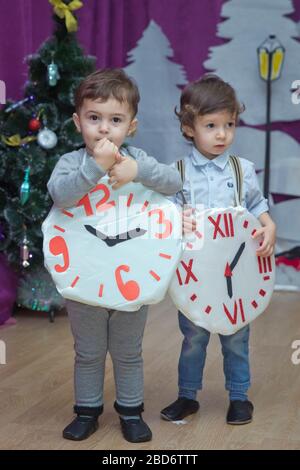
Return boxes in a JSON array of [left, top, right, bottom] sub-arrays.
[[84, 225, 147, 247], [224, 262, 233, 298], [226, 277, 233, 299], [224, 242, 245, 298], [230, 242, 245, 271]]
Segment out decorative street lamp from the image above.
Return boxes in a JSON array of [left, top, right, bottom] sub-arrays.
[[257, 35, 285, 198]]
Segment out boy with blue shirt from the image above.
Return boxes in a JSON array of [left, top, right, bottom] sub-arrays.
[[161, 74, 276, 425]]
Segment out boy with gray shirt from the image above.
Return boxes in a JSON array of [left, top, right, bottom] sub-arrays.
[[47, 68, 182, 443]]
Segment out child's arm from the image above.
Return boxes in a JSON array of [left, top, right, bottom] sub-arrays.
[[244, 161, 269, 219], [243, 160, 276, 257], [108, 156, 137, 189], [47, 150, 106, 208], [252, 212, 276, 257], [182, 207, 196, 234], [47, 138, 122, 208], [108, 147, 182, 195]]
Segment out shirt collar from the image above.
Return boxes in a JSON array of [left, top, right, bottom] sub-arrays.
[[120, 145, 129, 156], [191, 146, 229, 170]]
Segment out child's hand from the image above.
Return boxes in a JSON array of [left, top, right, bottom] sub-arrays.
[[252, 222, 276, 257], [182, 208, 196, 234], [108, 156, 138, 189], [93, 138, 121, 171]]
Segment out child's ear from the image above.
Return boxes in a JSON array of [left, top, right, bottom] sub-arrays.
[[182, 124, 194, 139], [128, 118, 138, 137], [73, 113, 81, 133]]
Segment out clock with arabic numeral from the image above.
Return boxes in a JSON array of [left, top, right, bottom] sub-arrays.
[[42, 176, 182, 311], [169, 206, 275, 335]]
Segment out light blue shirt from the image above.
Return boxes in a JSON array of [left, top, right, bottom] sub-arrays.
[[173, 146, 269, 219]]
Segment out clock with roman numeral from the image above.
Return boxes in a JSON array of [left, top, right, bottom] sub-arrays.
[[42, 177, 182, 311], [169, 206, 275, 335]]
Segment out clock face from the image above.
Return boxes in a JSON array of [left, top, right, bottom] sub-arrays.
[[169, 206, 275, 335], [42, 177, 182, 311]]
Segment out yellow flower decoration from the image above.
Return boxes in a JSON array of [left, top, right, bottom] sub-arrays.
[[49, 0, 83, 33]]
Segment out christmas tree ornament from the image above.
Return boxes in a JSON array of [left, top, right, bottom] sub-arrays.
[[49, 0, 83, 33], [48, 60, 60, 87], [17, 267, 65, 312], [37, 128, 58, 149], [20, 167, 31, 205], [1, 133, 36, 147], [20, 229, 30, 268], [4, 95, 35, 114], [28, 117, 41, 132]]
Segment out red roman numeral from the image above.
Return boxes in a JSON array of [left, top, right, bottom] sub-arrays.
[[176, 259, 198, 286], [223, 299, 246, 325], [257, 256, 272, 274], [208, 213, 234, 239]]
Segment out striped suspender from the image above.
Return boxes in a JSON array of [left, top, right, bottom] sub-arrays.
[[229, 155, 243, 206], [176, 159, 185, 182], [176, 159, 187, 205]]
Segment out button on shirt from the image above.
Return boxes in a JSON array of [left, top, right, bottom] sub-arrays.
[[173, 146, 268, 219]]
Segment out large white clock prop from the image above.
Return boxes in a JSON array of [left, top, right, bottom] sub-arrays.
[[169, 206, 275, 335], [42, 177, 182, 311]]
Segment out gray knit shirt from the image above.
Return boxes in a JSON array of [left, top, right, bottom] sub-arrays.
[[47, 145, 182, 208]]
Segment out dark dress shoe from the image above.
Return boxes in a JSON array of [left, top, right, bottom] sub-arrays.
[[160, 397, 199, 421], [226, 400, 254, 425], [63, 415, 99, 440], [119, 416, 152, 443]]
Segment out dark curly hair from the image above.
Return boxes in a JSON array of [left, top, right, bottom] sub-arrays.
[[176, 74, 245, 140]]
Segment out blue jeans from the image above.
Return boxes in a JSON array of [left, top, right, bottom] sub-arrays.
[[178, 312, 251, 401]]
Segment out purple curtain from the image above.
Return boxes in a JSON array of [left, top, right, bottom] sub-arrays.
[[0, 0, 225, 101]]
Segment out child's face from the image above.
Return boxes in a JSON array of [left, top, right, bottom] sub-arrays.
[[183, 110, 236, 160], [73, 97, 137, 155]]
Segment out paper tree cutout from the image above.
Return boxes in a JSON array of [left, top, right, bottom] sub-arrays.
[[204, 0, 300, 125], [231, 127, 300, 197], [124, 20, 189, 164]]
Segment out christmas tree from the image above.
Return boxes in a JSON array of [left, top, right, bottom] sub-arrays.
[[0, 0, 95, 316]]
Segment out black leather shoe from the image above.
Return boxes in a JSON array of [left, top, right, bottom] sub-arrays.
[[119, 416, 152, 443], [160, 397, 199, 421], [226, 400, 254, 425], [63, 416, 99, 441]]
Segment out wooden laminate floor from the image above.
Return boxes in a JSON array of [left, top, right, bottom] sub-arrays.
[[0, 292, 300, 450]]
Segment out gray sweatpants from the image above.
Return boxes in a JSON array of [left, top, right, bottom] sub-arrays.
[[66, 299, 148, 409]]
